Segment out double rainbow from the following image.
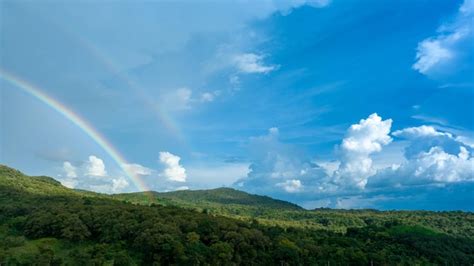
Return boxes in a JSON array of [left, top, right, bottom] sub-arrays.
[[1, 69, 151, 194]]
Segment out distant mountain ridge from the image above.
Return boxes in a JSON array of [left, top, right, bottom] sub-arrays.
[[0, 164, 301, 211], [117, 187, 303, 211]]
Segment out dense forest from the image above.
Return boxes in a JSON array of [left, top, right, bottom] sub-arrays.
[[116, 188, 474, 237], [1, 165, 473, 265]]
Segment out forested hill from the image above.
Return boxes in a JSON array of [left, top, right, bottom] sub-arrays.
[[1, 164, 474, 265], [116, 187, 302, 211], [0, 164, 100, 197], [115, 186, 474, 238]]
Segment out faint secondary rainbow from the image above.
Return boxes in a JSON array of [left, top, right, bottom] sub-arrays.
[[76, 36, 186, 144], [0, 69, 152, 195]]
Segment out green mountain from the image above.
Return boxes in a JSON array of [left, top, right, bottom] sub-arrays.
[[1, 164, 474, 265], [116, 188, 474, 237], [115, 187, 301, 212]]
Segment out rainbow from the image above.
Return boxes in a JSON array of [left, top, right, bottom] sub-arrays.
[[75, 36, 186, 143], [0, 69, 153, 196]]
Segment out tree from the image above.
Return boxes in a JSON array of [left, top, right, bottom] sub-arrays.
[[61, 214, 91, 241]]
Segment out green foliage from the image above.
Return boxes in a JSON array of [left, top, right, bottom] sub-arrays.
[[115, 184, 474, 239], [1, 164, 473, 265]]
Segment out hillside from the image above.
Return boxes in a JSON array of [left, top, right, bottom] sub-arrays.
[[116, 187, 474, 238], [115, 187, 302, 212], [1, 164, 474, 265], [0, 165, 70, 195], [0, 165, 102, 198]]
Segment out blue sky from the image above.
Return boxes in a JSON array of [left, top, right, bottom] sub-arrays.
[[1, 0, 473, 210]]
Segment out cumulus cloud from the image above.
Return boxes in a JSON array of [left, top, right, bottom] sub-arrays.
[[276, 179, 303, 193], [63, 161, 77, 178], [392, 125, 470, 158], [112, 177, 129, 193], [123, 163, 153, 176], [335, 113, 392, 189], [199, 90, 221, 103], [369, 146, 473, 188], [186, 162, 249, 189], [413, 35, 457, 74], [84, 174, 130, 194], [159, 151, 187, 182], [162, 88, 220, 111], [234, 113, 473, 210], [60, 178, 78, 189], [456, 135, 474, 148], [341, 114, 393, 154], [234, 127, 326, 198], [233, 53, 279, 74], [413, 0, 473, 76], [85, 155, 107, 177], [60, 161, 78, 188], [410, 146, 472, 182], [369, 125, 474, 187], [393, 125, 452, 138], [57, 155, 134, 193]]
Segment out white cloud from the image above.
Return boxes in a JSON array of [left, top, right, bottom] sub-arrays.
[[300, 0, 331, 8], [123, 163, 153, 176], [269, 127, 279, 135], [393, 125, 452, 138], [413, 0, 473, 76], [335, 113, 392, 189], [370, 125, 474, 187], [200, 90, 221, 103], [276, 179, 302, 193], [63, 161, 77, 178], [234, 113, 474, 209], [57, 156, 147, 193], [234, 127, 327, 197], [162, 88, 220, 111], [413, 37, 455, 74], [233, 53, 279, 74], [163, 88, 193, 111], [60, 161, 78, 188], [341, 113, 393, 154], [85, 155, 107, 177], [174, 186, 189, 191], [369, 145, 473, 188], [61, 179, 78, 189], [315, 160, 340, 176], [112, 177, 129, 193], [274, 0, 331, 15], [159, 151, 187, 182], [411, 146, 473, 183], [456, 135, 474, 148], [200, 92, 215, 102], [88, 177, 129, 194], [392, 125, 472, 158], [186, 162, 249, 188]]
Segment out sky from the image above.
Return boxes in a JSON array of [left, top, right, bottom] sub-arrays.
[[1, 0, 473, 210]]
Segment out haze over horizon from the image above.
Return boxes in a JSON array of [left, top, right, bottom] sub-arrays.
[[1, 0, 473, 210]]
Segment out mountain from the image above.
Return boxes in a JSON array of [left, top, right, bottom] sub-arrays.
[[115, 187, 302, 211], [0, 164, 103, 199], [1, 164, 474, 265], [116, 188, 474, 238]]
